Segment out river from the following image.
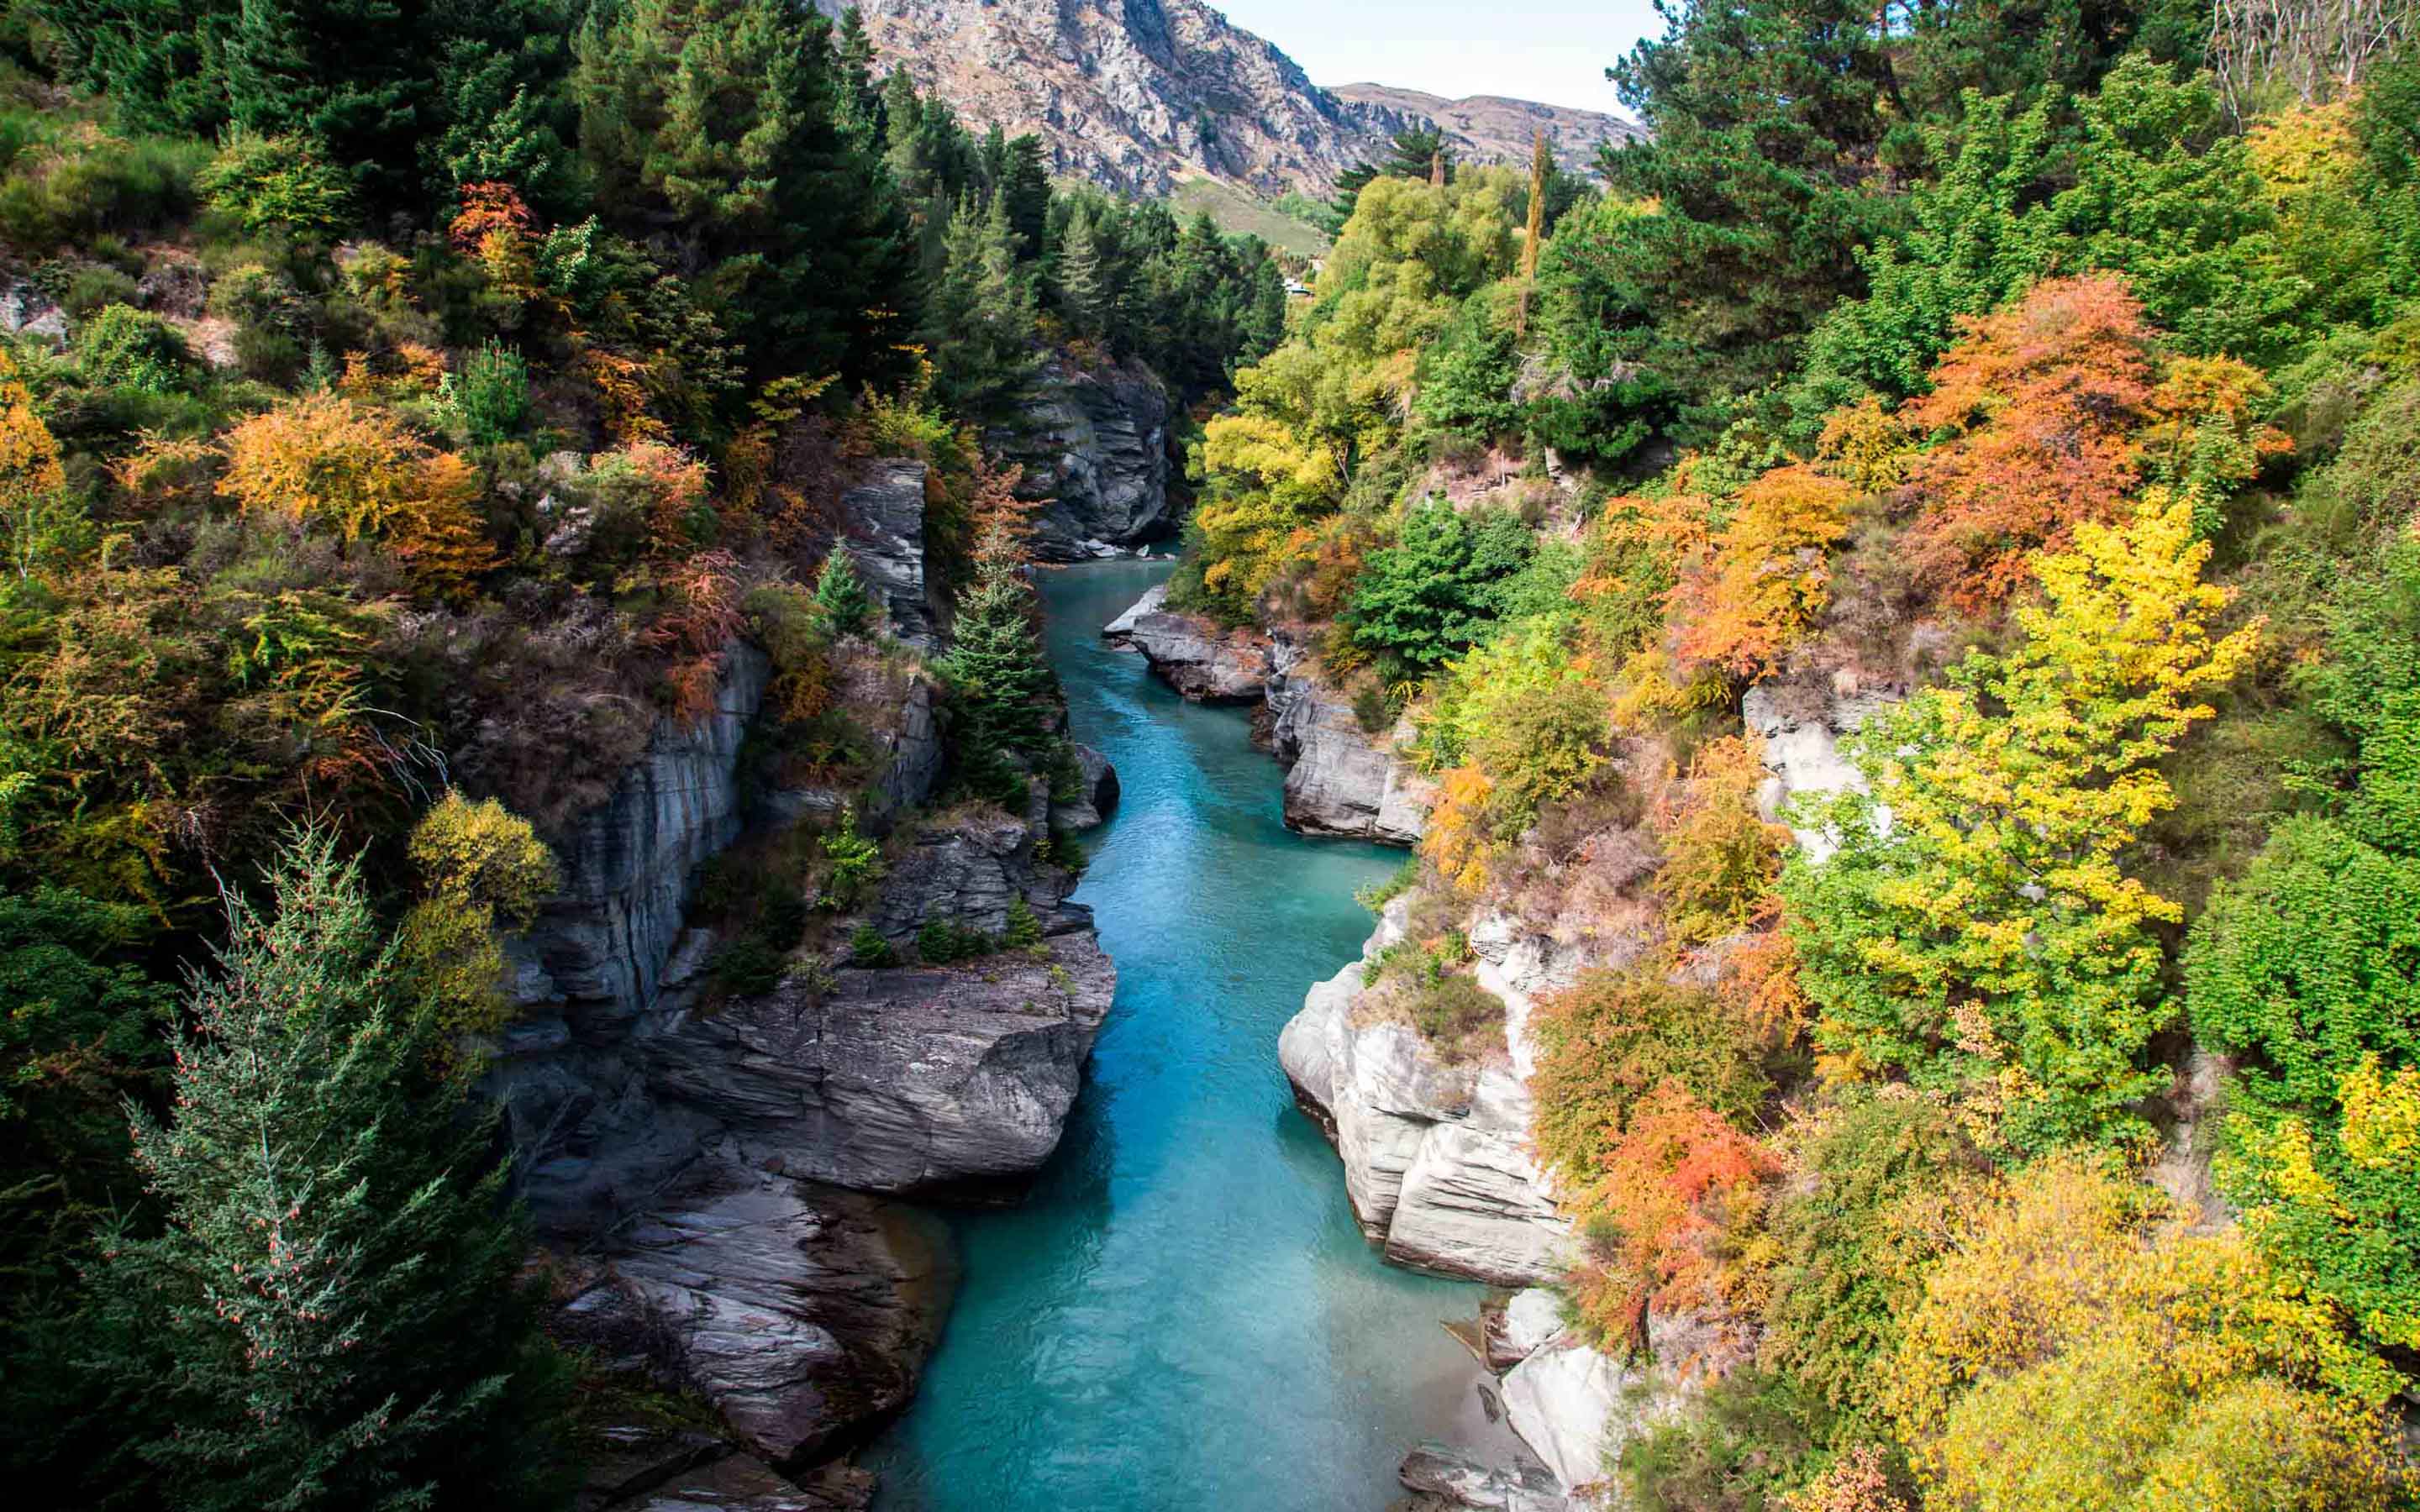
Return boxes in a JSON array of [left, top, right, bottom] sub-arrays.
[[865, 559, 1512, 1509]]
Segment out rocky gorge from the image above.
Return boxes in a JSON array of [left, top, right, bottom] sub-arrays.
[[478, 462, 1122, 1509]]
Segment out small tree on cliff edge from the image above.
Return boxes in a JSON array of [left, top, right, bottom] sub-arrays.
[[816, 545, 872, 634], [92, 828, 568, 1512], [936, 528, 1059, 793]]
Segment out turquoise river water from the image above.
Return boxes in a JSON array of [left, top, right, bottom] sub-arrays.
[[865, 559, 1505, 1509]]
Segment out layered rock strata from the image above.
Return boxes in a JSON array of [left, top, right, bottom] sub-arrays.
[[1107, 585, 1430, 841], [1278, 901, 1571, 1285], [1002, 353, 1176, 562]]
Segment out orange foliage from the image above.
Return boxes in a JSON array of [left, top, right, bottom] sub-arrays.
[[1726, 927, 1812, 1051], [601, 438, 714, 556], [1899, 276, 2156, 612], [338, 342, 449, 402], [645, 550, 745, 722], [216, 396, 497, 598], [1670, 465, 1856, 678], [967, 453, 1043, 568], [450, 181, 539, 299], [1421, 764, 1498, 893], [1566, 1079, 1781, 1351]]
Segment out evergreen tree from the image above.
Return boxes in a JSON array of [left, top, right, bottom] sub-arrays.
[[997, 132, 1053, 259], [934, 549, 1058, 772], [1055, 204, 1113, 341], [814, 546, 871, 633], [925, 186, 1039, 419], [573, 0, 918, 386], [92, 830, 567, 1511]]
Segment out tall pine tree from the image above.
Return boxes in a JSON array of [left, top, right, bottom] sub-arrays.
[[92, 830, 567, 1512]]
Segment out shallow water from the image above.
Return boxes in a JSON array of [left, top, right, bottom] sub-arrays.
[[864, 559, 1504, 1510]]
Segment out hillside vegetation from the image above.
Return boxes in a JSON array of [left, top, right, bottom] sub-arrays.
[[1177, 0, 2420, 1504], [0, 2, 1283, 1503]]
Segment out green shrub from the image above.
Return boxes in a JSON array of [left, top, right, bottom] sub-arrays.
[[61, 264, 138, 316], [1406, 972, 1501, 1061], [74, 304, 190, 392], [818, 806, 883, 909], [1002, 895, 1042, 951], [0, 128, 208, 249], [195, 134, 354, 243], [445, 340, 531, 445], [915, 916, 992, 964], [1340, 498, 1534, 677], [757, 885, 809, 953], [713, 937, 787, 998], [849, 924, 897, 968], [1354, 856, 1420, 914], [1614, 1368, 1828, 1512]]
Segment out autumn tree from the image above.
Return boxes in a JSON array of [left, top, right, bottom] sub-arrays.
[[1670, 464, 1857, 678], [1782, 496, 2260, 1149], [216, 396, 499, 598]]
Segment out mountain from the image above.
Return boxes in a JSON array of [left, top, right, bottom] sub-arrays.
[[812, 1, 1639, 197], [1325, 84, 1641, 173]]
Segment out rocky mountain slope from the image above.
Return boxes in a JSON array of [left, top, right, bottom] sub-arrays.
[[1326, 85, 1640, 171], [810, 0, 1635, 195]]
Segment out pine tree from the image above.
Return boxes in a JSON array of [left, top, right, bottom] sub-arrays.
[[934, 546, 1057, 774], [1055, 205, 1112, 341], [814, 546, 872, 634], [925, 186, 1040, 420], [93, 829, 567, 1511]]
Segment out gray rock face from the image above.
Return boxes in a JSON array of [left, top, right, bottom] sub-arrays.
[[1500, 1331, 1667, 1492], [1278, 902, 1571, 1286], [1050, 743, 1120, 832], [651, 932, 1114, 1198], [1003, 354, 1175, 562], [0, 281, 67, 345], [839, 460, 948, 651], [1741, 679, 1897, 863], [1265, 640, 1432, 844], [1397, 1443, 1570, 1512], [560, 1163, 947, 1472], [1105, 586, 1272, 703], [521, 646, 772, 1031]]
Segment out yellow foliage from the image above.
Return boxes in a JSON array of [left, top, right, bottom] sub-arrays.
[[408, 790, 559, 927], [1818, 396, 1917, 493], [0, 344, 67, 579], [1421, 764, 1499, 893], [1889, 1157, 2407, 1509], [216, 395, 499, 596], [1653, 734, 1789, 943]]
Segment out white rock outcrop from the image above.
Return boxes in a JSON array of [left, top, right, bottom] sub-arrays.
[[1742, 680, 1898, 862], [1279, 903, 1573, 1285]]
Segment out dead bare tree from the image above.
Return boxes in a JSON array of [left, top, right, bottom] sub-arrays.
[[2212, 0, 2420, 113]]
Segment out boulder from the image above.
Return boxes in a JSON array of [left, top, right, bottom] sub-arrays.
[[838, 460, 948, 651], [1497, 1289, 1566, 1365], [1280, 901, 1570, 1286], [1397, 1443, 1571, 1512], [998, 352, 1176, 562], [650, 932, 1116, 1199], [1050, 743, 1120, 832], [560, 1164, 948, 1473], [629, 1452, 866, 1511], [1265, 642, 1431, 843], [1106, 588, 1272, 703], [1500, 1333, 1655, 1493], [1101, 583, 1167, 640]]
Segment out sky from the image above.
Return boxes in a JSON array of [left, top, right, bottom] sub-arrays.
[[1206, 0, 1665, 117]]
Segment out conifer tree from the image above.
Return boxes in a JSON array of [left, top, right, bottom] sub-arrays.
[[934, 537, 1057, 772], [925, 187, 1040, 419], [93, 829, 566, 1511], [815, 546, 872, 634], [1055, 205, 1113, 341]]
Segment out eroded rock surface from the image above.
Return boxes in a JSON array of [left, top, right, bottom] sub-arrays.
[[1266, 640, 1432, 843], [653, 932, 1114, 1199], [1002, 353, 1175, 562], [838, 460, 948, 652], [1105, 585, 1273, 702], [1279, 901, 1570, 1285], [1742, 677, 1897, 863]]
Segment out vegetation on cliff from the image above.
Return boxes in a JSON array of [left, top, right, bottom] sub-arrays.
[[1181, 0, 2420, 1503], [0, 1, 1283, 1502]]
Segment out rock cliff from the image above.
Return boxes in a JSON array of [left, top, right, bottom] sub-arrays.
[[839, 460, 950, 652], [1277, 900, 1570, 1286], [1001, 352, 1176, 562], [1265, 638, 1433, 843], [1108, 585, 1433, 841]]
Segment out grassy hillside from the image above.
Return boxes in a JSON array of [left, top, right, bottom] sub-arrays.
[[1170, 176, 1330, 259]]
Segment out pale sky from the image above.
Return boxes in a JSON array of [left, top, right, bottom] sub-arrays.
[[1207, 0, 1665, 117]]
